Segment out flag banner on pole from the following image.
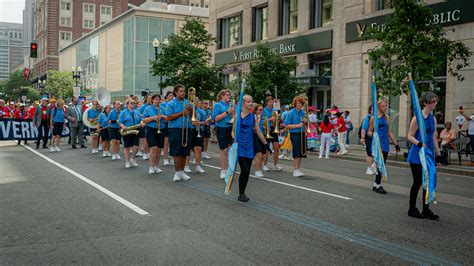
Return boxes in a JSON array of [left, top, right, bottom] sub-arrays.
[[0, 118, 90, 141], [371, 79, 388, 181], [408, 74, 437, 204], [224, 79, 245, 195]]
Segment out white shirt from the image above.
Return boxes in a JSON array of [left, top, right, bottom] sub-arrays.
[[455, 115, 465, 126]]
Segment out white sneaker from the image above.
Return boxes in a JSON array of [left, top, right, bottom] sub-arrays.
[[220, 170, 226, 179], [103, 151, 107, 157], [184, 165, 192, 173], [262, 165, 270, 172], [125, 161, 130, 168], [112, 154, 117, 160], [293, 169, 304, 177], [137, 151, 143, 156], [130, 159, 138, 167], [169, 159, 175, 166], [341, 150, 348, 155], [98, 144, 103, 151], [365, 167, 374, 175], [278, 154, 284, 159], [255, 170, 264, 177], [318, 156, 323, 159], [173, 172, 181, 182], [116, 154, 121, 160], [148, 167, 155, 174], [154, 166, 162, 173], [107, 151, 112, 157], [50, 147, 55, 152], [195, 165, 205, 173], [190, 159, 196, 164], [203, 152, 211, 159], [92, 149, 98, 154], [180, 172, 191, 180], [142, 153, 148, 160], [160, 150, 164, 156], [163, 159, 170, 166], [345, 144, 350, 148], [325, 156, 329, 159], [55, 146, 61, 152], [272, 165, 283, 171]]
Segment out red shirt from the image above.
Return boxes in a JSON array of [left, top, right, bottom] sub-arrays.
[[0, 106, 9, 118], [41, 106, 48, 120], [28, 106, 36, 118], [337, 117, 347, 132], [320, 122, 334, 133], [14, 109, 29, 120]]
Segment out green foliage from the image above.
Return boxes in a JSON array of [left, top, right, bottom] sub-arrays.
[[246, 43, 305, 104], [367, 0, 471, 96], [25, 86, 40, 100], [0, 70, 32, 100], [45, 70, 74, 100], [150, 17, 222, 100]]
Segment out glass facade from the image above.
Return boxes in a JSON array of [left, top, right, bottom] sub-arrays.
[[76, 34, 99, 96]]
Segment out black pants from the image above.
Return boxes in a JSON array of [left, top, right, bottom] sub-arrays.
[[374, 151, 388, 185], [409, 163, 429, 211], [470, 134, 474, 162], [238, 157, 253, 195], [36, 120, 49, 147]]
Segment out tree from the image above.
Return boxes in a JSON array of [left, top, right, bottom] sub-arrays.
[[25, 86, 40, 101], [246, 43, 305, 104], [45, 70, 74, 100], [0, 70, 31, 100], [367, 0, 471, 96], [150, 17, 222, 100]]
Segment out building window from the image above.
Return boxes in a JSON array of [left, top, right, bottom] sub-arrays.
[[375, 0, 391, 11], [83, 3, 95, 13], [204, 0, 209, 8], [60, 31, 72, 41], [310, 0, 333, 28], [83, 19, 95, 29], [279, 0, 298, 36], [218, 14, 242, 49], [60, 17, 72, 27], [60, 1, 71, 11], [253, 5, 268, 42], [100, 5, 112, 15], [190, 0, 200, 7]]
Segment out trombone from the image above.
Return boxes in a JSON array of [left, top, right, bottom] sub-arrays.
[[196, 113, 202, 138], [182, 87, 196, 147], [156, 107, 161, 134], [301, 96, 309, 156]]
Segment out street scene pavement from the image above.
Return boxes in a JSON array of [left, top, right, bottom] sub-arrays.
[[0, 140, 473, 265]]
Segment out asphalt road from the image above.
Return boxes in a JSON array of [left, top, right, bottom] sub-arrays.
[[0, 140, 472, 265]]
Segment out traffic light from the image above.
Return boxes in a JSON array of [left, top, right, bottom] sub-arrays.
[[30, 43, 37, 58]]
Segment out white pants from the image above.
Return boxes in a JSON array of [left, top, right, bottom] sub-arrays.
[[320, 133, 332, 157], [337, 131, 347, 153]]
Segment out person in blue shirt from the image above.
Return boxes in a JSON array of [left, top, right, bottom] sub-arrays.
[[142, 94, 167, 175], [162, 91, 174, 167], [236, 95, 269, 202], [87, 100, 101, 154], [184, 99, 207, 174], [368, 98, 400, 194], [97, 105, 112, 158], [407, 92, 441, 220], [360, 105, 374, 175], [108, 101, 122, 160], [138, 94, 152, 160], [262, 96, 283, 172], [212, 89, 234, 179], [50, 99, 66, 152], [201, 99, 213, 160], [284, 96, 307, 177], [166, 84, 193, 182], [119, 98, 142, 169]]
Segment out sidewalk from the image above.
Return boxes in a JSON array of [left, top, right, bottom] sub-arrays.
[[307, 145, 474, 177]]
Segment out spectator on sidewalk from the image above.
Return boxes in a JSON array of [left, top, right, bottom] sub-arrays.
[[344, 110, 352, 147], [438, 121, 456, 150], [318, 115, 334, 159], [335, 112, 348, 156], [458, 108, 474, 166]]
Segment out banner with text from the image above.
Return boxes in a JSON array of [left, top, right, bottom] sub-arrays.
[[0, 119, 90, 141]]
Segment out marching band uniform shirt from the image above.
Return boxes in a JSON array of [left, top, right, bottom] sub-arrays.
[[407, 113, 435, 164], [371, 115, 390, 152], [284, 108, 305, 133], [166, 97, 190, 129], [139, 103, 150, 117], [87, 108, 100, 120], [263, 106, 274, 128], [238, 112, 255, 159], [51, 107, 65, 123], [212, 100, 232, 127], [143, 104, 167, 129], [97, 113, 109, 128], [108, 109, 120, 128], [119, 108, 140, 127]]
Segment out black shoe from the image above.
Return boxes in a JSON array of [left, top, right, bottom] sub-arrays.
[[422, 209, 439, 220], [238, 194, 249, 202], [36, 143, 40, 149], [81, 145, 87, 148], [42, 145, 48, 149], [374, 186, 387, 194], [72, 145, 77, 149], [408, 208, 426, 219], [372, 186, 376, 191]]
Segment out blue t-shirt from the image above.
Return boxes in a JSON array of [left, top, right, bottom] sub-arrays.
[[139, 103, 150, 117], [374, 115, 390, 152], [108, 108, 120, 128], [238, 113, 255, 159], [51, 107, 65, 123], [143, 104, 166, 129], [190, 108, 206, 130], [166, 98, 190, 129], [361, 114, 372, 131], [281, 110, 289, 125], [263, 106, 274, 129], [407, 113, 436, 164], [87, 108, 100, 119], [161, 101, 169, 124], [284, 108, 305, 133], [119, 108, 140, 127], [212, 100, 232, 128], [97, 113, 108, 128]]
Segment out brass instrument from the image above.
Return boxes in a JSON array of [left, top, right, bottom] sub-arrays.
[[264, 115, 272, 139], [121, 123, 142, 136], [303, 96, 311, 133], [156, 107, 161, 134], [301, 96, 309, 156], [182, 87, 196, 147], [272, 111, 280, 134], [196, 113, 202, 138], [190, 87, 197, 122], [228, 91, 235, 124]]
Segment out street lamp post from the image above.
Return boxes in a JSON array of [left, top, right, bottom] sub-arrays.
[[71, 66, 84, 97], [152, 38, 169, 96]]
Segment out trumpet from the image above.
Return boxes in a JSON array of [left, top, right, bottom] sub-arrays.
[[182, 87, 196, 147], [156, 107, 161, 134], [121, 123, 142, 136]]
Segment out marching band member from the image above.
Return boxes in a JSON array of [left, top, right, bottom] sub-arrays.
[[253, 104, 268, 177], [88, 100, 101, 154], [108, 101, 122, 160], [202, 99, 212, 159], [166, 84, 193, 181], [97, 105, 112, 157], [212, 89, 234, 179], [138, 95, 152, 160], [142, 94, 167, 174], [162, 91, 174, 166], [284, 96, 307, 177], [263, 96, 283, 171], [49, 100, 66, 152], [119, 98, 141, 168], [188, 98, 206, 173]]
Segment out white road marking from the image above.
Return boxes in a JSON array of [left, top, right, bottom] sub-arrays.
[[23, 145, 150, 216], [201, 163, 352, 200]]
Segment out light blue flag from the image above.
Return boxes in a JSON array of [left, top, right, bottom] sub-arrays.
[[408, 74, 437, 204], [371, 78, 388, 180], [225, 79, 245, 195]]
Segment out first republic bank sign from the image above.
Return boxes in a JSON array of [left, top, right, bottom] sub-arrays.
[[346, 0, 474, 43]]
